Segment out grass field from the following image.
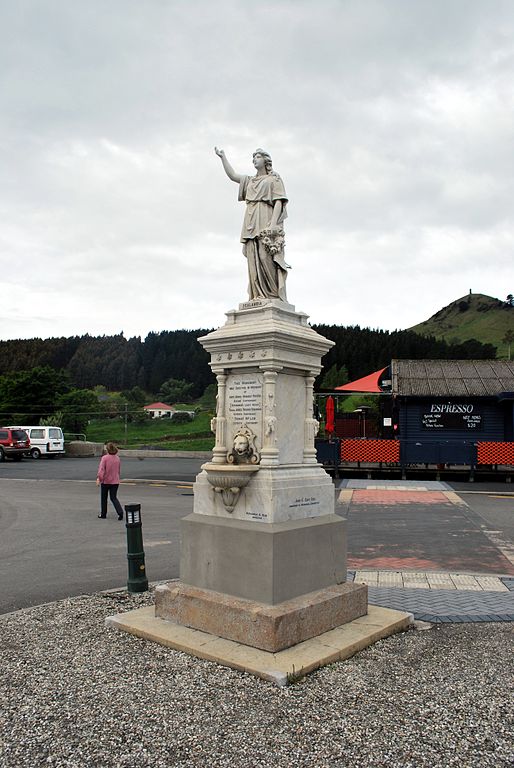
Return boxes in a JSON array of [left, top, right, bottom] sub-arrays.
[[85, 411, 214, 450]]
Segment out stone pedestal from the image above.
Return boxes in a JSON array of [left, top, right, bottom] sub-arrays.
[[155, 298, 367, 650]]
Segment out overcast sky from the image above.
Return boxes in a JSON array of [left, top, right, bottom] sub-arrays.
[[1, 0, 513, 341]]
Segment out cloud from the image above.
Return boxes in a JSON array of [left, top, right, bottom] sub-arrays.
[[1, 0, 513, 341]]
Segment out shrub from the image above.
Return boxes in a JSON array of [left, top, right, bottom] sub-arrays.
[[171, 411, 193, 424]]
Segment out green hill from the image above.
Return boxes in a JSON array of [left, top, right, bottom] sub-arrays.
[[409, 293, 514, 358]]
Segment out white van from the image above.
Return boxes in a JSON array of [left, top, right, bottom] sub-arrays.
[[11, 426, 65, 459]]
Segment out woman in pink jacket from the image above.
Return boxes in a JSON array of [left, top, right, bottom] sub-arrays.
[[96, 442, 124, 520]]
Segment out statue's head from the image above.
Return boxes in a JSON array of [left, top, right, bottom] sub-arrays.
[[253, 148, 273, 173]]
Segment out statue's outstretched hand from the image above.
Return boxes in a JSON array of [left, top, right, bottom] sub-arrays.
[[214, 146, 240, 182]]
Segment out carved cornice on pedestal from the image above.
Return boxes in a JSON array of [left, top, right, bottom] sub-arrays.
[[198, 300, 334, 375]]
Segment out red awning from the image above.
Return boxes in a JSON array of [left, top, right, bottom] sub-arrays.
[[334, 367, 386, 393]]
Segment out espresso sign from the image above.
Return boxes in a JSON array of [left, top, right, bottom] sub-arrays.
[[422, 403, 482, 430]]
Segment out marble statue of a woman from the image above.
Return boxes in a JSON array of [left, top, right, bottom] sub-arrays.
[[214, 147, 289, 302]]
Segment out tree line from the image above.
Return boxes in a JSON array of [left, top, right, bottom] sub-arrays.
[[0, 330, 214, 398], [0, 325, 496, 412], [314, 324, 497, 385], [0, 369, 211, 433], [0, 325, 496, 432], [0, 326, 497, 393]]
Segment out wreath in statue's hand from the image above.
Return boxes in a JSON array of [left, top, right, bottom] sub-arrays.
[[259, 228, 285, 256]]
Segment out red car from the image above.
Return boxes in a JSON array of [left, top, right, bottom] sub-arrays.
[[0, 428, 30, 461]]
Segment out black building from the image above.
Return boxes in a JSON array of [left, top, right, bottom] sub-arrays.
[[318, 359, 514, 472], [391, 359, 514, 466]]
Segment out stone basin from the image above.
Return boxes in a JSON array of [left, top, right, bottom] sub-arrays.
[[202, 462, 260, 513]]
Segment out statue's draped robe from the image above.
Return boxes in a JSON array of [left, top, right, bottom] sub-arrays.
[[238, 173, 288, 301]]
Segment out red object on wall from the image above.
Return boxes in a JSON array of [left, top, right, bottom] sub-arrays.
[[325, 396, 335, 434], [476, 442, 514, 465], [341, 439, 400, 463]]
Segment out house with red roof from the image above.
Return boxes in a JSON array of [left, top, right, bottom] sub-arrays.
[[143, 402, 176, 419]]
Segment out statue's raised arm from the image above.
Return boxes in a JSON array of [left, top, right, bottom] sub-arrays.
[[214, 147, 289, 302], [214, 147, 242, 183]]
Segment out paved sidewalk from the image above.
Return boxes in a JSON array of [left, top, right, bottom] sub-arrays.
[[347, 570, 514, 622], [365, 586, 514, 623], [352, 570, 509, 591], [339, 478, 514, 573], [340, 479, 514, 622]]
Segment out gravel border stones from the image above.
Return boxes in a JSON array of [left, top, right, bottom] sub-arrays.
[[0, 589, 512, 767]]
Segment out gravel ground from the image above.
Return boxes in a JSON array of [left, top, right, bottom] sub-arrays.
[[0, 589, 512, 768]]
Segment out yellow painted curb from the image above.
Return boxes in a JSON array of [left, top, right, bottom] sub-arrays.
[[106, 604, 413, 686], [443, 490, 469, 506], [337, 489, 354, 506]]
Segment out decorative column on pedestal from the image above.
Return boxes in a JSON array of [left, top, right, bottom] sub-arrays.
[[155, 299, 367, 651], [260, 367, 280, 465], [303, 373, 319, 464], [210, 372, 228, 465]]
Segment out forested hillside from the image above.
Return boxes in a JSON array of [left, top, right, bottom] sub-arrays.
[[0, 326, 496, 395], [314, 325, 497, 384], [0, 330, 213, 398]]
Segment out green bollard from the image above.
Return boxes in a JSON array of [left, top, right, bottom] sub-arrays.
[[124, 503, 148, 593]]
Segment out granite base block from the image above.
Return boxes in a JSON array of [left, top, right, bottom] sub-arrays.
[[154, 580, 368, 652]]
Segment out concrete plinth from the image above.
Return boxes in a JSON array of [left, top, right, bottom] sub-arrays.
[[107, 604, 413, 686], [155, 580, 367, 652], [180, 512, 347, 604]]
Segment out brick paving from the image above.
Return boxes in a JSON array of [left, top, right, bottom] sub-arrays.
[[351, 489, 449, 504], [367, 586, 514, 623], [346, 571, 514, 622], [341, 481, 514, 575], [341, 479, 514, 622], [342, 479, 452, 491]]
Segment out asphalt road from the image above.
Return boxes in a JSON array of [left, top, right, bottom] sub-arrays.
[[0, 477, 193, 614], [1, 454, 512, 491], [0, 455, 204, 483], [1, 455, 202, 613], [1, 457, 513, 614]]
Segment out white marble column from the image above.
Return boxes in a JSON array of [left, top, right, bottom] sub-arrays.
[[303, 374, 319, 464], [260, 367, 281, 465], [211, 371, 228, 464]]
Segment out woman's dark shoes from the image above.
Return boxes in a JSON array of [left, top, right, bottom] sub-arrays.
[[118, 515, 123, 521], [98, 515, 106, 519]]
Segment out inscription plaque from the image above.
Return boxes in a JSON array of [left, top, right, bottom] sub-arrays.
[[240, 300, 266, 309], [288, 496, 320, 509], [227, 374, 263, 426]]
